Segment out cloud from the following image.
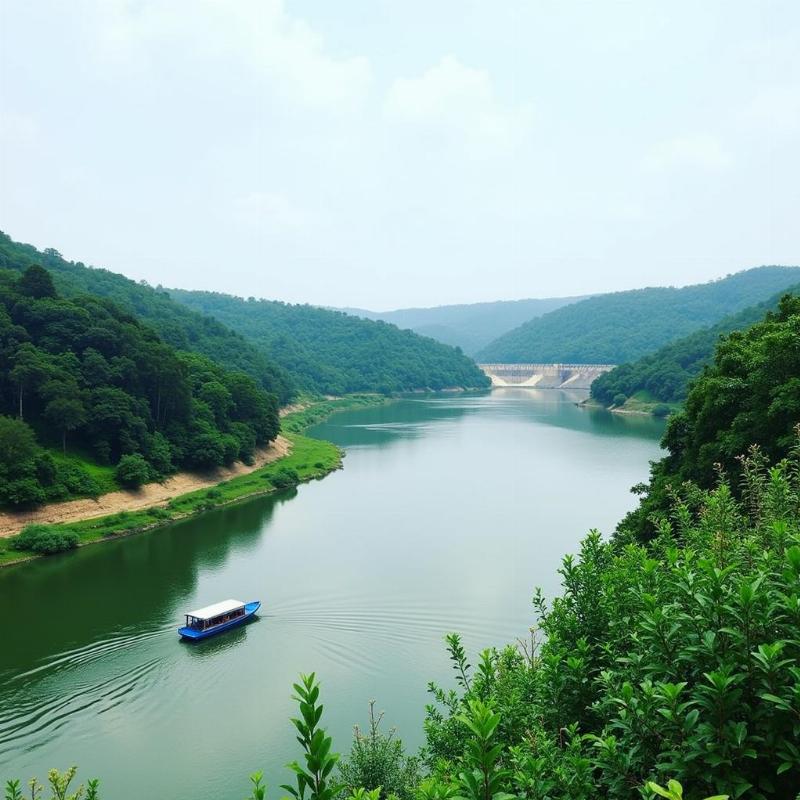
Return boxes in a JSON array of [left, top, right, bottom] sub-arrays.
[[643, 134, 732, 173], [384, 55, 532, 155], [89, 0, 372, 110]]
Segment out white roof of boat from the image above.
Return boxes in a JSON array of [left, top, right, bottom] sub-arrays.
[[187, 599, 245, 620]]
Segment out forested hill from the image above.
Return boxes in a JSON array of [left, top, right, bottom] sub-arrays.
[[476, 266, 800, 364], [340, 295, 585, 355], [0, 232, 294, 403], [0, 265, 279, 509], [169, 289, 491, 395], [591, 283, 800, 407]]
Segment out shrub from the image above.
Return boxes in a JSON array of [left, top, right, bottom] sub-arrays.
[[10, 524, 80, 554], [339, 702, 419, 800], [612, 392, 627, 407], [146, 506, 171, 519], [271, 467, 300, 489], [57, 463, 101, 497], [0, 477, 46, 508], [115, 454, 151, 489], [652, 402, 671, 418]]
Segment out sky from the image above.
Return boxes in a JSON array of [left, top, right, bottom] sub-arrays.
[[1, 1, 798, 310]]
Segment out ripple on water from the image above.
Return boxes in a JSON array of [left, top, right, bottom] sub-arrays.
[[0, 656, 162, 759]]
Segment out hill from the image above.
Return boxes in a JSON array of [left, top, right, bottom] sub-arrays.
[[619, 292, 800, 542], [591, 283, 800, 408], [0, 232, 295, 403], [169, 289, 491, 395], [0, 265, 279, 512], [340, 296, 585, 355], [476, 266, 800, 364]]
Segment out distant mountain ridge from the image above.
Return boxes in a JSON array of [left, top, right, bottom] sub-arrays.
[[590, 282, 800, 406], [476, 266, 800, 364], [338, 296, 586, 355], [169, 289, 490, 395]]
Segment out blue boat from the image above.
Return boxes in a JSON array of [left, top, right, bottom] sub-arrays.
[[178, 599, 261, 641]]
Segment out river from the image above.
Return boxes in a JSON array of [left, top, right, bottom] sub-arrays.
[[0, 390, 664, 798]]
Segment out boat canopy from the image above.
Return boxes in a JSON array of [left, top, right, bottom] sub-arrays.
[[186, 599, 245, 620]]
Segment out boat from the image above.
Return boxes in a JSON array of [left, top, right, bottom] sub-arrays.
[[178, 598, 261, 641]]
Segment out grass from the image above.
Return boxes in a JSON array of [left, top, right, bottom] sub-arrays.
[[618, 390, 681, 417], [48, 449, 120, 495], [0, 395, 387, 567]]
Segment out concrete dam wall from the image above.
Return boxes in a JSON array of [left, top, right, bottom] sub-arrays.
[[479, 363, 616, 390]]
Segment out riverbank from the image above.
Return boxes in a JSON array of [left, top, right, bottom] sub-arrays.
[[577, 395, 676, 418], [0, 394, 387, 567], [0, 437, 292, 538]]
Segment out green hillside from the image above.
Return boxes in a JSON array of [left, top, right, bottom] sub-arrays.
[[341, 296, 585, 355], [591, 284, 800, 407], [476, 266, 800, 364], [0, 265, 279, 515], [170, 289, 491, 395], [0, 232, 295, 403]]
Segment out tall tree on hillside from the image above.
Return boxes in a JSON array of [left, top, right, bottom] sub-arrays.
[[44, 395, 87, 454], [18, 264, 57, 299], [10, 343, 51, 419]]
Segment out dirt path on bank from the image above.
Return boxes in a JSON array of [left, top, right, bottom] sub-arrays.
[[0, 435, 292, 538]]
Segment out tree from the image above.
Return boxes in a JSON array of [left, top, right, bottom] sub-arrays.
[[18, 263, 56, 299], [619, 293, 800, 541], [115, 454, 151, 489], [10, 343, 51, 419], [0, 415, 38, 469], [44, 396, 87, 453]]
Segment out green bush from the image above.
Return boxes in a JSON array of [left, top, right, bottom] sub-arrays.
[[652, 402, 671, 418], [339, 702, 419, 800], [10, 524, 80, 554], [0, 477, 46, 508], [115, 454, 151, 489], [57, 463, 102, 497], [612, 392, 627, 407], [271, 467, 300, 489]]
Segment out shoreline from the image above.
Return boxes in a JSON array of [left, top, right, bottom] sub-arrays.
[[0, 394, 387, 569], [0, 436, 292, 539]]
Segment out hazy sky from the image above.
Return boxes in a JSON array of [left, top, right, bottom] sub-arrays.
[[1, 1, 798, 309]]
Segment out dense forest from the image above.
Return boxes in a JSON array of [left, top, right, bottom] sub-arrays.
[[0, 265, 279, 510], [591, 285, 800, 407], [342, 295, 585, 355], [0, 232, 295, 403], [0, 233, 489, 399], [13, 319, 800, 796], [618, 293, 800, 541], [476, 266, 800, 364], [170, 289, 491, 395]]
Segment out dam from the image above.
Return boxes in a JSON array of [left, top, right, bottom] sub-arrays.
[[479, 363, 615, 389]]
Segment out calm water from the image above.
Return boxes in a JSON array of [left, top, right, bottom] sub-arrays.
[[0, 391, 663, 798]]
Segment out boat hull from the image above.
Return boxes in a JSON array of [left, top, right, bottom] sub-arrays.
[[178, 601, 261, 641]]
